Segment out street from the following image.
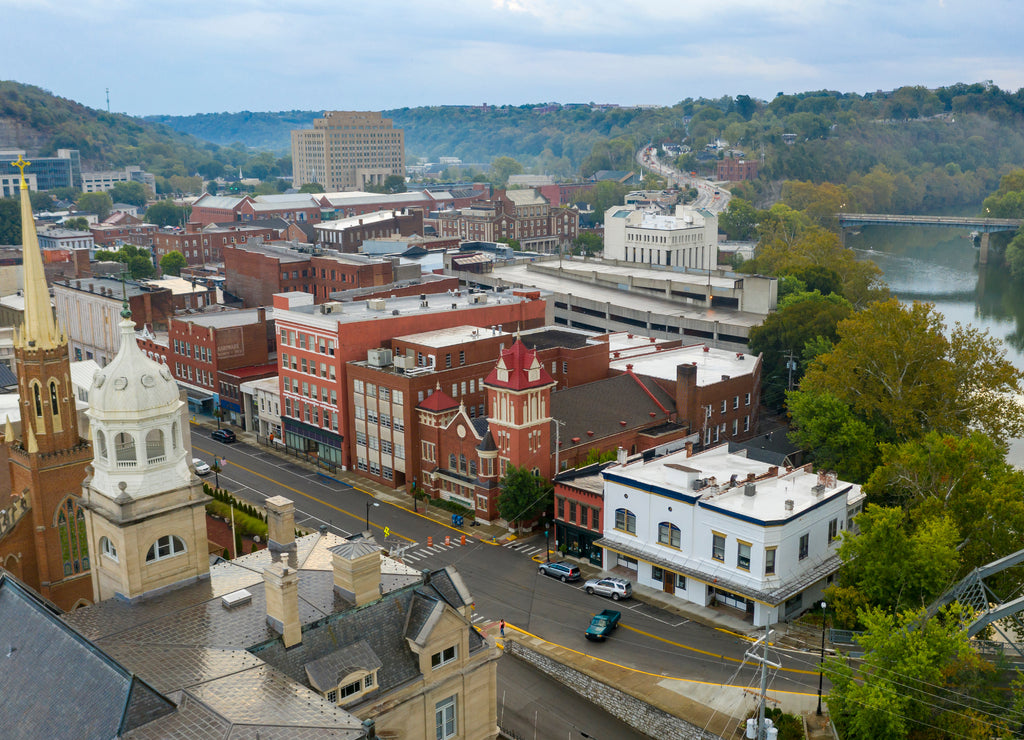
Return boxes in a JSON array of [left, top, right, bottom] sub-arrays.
[[193, 428, 825, 699]]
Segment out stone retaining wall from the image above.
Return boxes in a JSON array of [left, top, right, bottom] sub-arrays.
[[505, 639, 724, 740]]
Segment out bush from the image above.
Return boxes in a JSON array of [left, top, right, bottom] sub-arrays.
[[427, 496, 474, 520]]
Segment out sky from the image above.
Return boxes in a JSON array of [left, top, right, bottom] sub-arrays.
[[3, 0, 1023, 117]]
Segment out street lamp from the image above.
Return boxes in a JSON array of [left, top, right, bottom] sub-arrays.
[[368, 503, 385, 532], [816, 600, 828, 716]]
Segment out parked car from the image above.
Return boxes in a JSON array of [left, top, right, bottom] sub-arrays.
[[584, 577, 632, 601], [537, 561, 581, 582], [585, 609, 621, 641], [192, 458, 211, 475], [211, 429, 236, 443]]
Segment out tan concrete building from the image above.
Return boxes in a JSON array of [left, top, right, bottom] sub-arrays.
[[292, 111, 405, 191]]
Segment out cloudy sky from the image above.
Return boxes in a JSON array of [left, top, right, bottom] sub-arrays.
[[4, 0, 1022, 116]]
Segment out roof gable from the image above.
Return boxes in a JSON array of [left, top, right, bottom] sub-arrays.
[[484, 339, 554, 391]]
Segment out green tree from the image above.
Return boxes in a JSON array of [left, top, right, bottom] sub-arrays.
[[28, 191, 55, 211], [298, 182, 325, 194], [63, 216, 90, 231], [382, 174, 406, 193], [49, 186, 81, 203], [825, 605, 1002, 740], [497, 464, 552, 529], [145, 199, 189, 227], [801, 299, 1024, 446], [719, 197, 758, 240], [786, 390, 879, 481], [0, 198, 20, 244], [95, 244, 155, 279], [748, 290, 853, 409], [76, 191, 113, 220], [489, 156, 524, 187], [108, 181, 148, 207], [159, 250, 187, 276], [571, 232, 603, 256]]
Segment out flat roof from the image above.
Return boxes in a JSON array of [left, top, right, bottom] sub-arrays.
[[143, 277, 211, 295], [610, 344, 757, 385], [608, 444, 863, 521], [606, 331, 674, 353], [314, 210, 404, 232], [54, 277, 164, 299], [396, 325, 510, 349], [488, 262, 764, 329], [179, 307, 272, 328]]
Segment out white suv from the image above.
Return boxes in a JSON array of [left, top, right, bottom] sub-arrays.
[[583, 577, 633, 601]]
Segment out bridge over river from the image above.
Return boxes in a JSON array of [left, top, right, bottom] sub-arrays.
[[837, 213, 1023, 264]]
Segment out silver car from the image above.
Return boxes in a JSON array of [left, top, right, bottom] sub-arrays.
[[584, 577, 632, 601]]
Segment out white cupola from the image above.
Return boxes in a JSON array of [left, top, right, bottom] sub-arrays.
[[86, 311, 191, 500]]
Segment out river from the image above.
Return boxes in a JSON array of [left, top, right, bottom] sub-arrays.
[[848, 224, 1024, 466]]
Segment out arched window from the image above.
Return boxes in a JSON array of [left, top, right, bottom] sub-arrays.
[[171, 421, 179, 450], [145, 429, 165, 463], [100, 536, 118, 562], [32, 382, 42, 417], [115, 432, 136, 466], [614, 508, 636, 535], [449, 453, 457, 470], [658, 522, 681, 549], [57, 498, 89, 575], [145, 535, 187, 562], [469, 460, 477, 477], [459, 454, 467, 473], [95, 430, 107, 460], [49, 380, 59, 415]]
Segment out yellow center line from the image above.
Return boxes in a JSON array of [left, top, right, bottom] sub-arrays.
[[195, 444, 415, 543], [505, 623, 819, 693], [621, 624, 819, 676]]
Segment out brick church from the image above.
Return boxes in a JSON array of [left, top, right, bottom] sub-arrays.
[[415, 337, 557, 522], [0, 159, 94, 610]]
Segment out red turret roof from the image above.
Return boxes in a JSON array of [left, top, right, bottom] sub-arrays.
[[484, 339, 555, 391], [417, 387, 458, 412]]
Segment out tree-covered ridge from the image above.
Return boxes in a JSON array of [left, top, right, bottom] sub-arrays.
[[0, 80, 285, 184]]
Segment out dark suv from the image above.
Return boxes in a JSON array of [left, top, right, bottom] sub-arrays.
[[211, 429, 237, 443], [538, 561, 581, 582]]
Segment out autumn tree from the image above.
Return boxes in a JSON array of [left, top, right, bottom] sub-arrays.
[[797, 299, 1024, 447]]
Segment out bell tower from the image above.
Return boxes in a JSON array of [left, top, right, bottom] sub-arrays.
[[3, 156, 94, 610], [484, 338, 555, 480], [81, 301, 209, 602]]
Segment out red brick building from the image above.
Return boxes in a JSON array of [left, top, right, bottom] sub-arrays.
[[433, 189, 578, 253], [273, 289, 550, 470], [223, 242, 401, 306], [313, 210, 424, 253], [715, 159, 759, 182], [90, 212, 158, 249], [136, 308, 275, 411], [318, 187, 489, 219], [153, 223, 281, 266], [189, 194, 322, 227], [553, 462, 612, 565]]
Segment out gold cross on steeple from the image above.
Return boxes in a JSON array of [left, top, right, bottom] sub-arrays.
[[10, 155, 30, 188]]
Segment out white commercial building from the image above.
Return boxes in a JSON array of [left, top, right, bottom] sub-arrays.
[[603, 204, 718, 270], [240, 376, 281, 439], [596, 444, 865, 626]]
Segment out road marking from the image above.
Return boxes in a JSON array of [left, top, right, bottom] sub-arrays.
[[621, 624, 819, 676], [194, 442, 415, 543]]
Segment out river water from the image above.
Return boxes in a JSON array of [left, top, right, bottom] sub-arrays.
[[848, 225, 1024, 465]]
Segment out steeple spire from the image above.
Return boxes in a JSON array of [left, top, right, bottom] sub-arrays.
[[12, 157, 60, 350]]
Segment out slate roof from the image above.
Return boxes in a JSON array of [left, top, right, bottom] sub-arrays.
[[305, 640, 383, 692], [550, 373, 680, 453], [0, 572, 176, 739], [471, 416, 489, 437]]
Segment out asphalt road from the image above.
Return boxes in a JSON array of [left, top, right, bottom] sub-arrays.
[[192, 428, 824, 698]]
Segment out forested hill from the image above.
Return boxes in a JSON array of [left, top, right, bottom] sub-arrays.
[[0, 80, 283, 183]]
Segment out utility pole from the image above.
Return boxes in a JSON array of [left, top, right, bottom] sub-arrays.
[[106, 87, 110, 113], [553, 417, 566, 474], [784, 350, 798, 392], [744, 621, 780, 739]]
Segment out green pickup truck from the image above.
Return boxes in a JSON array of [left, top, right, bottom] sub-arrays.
[[585, 609, 621, 641]]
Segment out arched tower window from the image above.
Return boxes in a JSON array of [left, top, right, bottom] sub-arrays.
[[145, 429, 165, 463], [146, 535, 187, 562], [114, 432, 136, 466], [32, 382, 42, 417], [95, 430, 107, 459], [49, 380, 59, 415], [56, 498, 89, 576]]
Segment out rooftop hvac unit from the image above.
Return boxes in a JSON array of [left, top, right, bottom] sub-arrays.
[[320, 301, 343, 315], [471, 294, 488, 304], [393, 355, 412, 371], [367, 298, 387, 311], [367, 348, 393, 367]]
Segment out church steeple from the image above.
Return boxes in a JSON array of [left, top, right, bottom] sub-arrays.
[[12, 156, 61, 351]]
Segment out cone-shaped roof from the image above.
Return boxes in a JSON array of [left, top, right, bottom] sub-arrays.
[[12, 157, 60, 350]]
